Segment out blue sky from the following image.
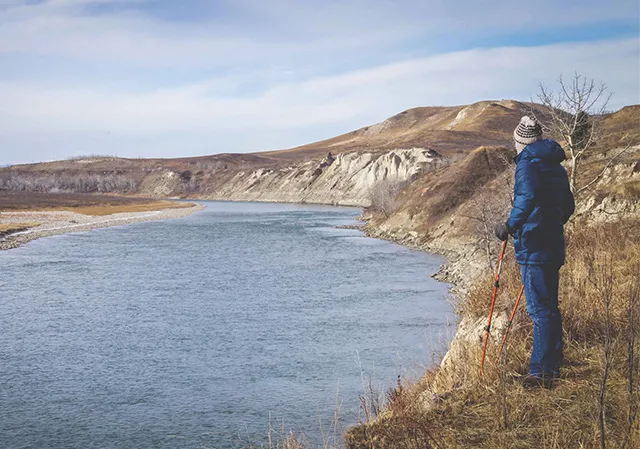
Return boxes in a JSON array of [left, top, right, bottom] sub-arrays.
[[1, 0, 638, 164]]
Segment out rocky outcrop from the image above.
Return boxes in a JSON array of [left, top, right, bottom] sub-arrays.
[[574, 154, 640, 222], [203, 148, 445, 207], [0, 147, 445, 207]]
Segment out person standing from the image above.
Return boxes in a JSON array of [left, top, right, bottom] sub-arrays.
[[495, 116, 575, 388]]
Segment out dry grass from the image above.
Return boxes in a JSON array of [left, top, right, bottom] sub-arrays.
[[611, 180, 640, 200], [460, 254, 522, 319], [345, 220, 640, 449], [0, 222, 40, 233], [597, 106, 640, 152], [0, 191, 194, 216]]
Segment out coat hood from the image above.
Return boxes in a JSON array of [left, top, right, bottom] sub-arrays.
[[515, 139, 566, 164]]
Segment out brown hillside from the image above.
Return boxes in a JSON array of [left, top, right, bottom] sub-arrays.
[[262, 100, 541, 162], [597, 104, 640, 150], [6, 100, 636, 174], [1, 101, 637, 201], [7, 100, 533, 172], [6, 152, 280, 173]]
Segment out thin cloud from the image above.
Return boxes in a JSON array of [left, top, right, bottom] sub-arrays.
[[2, 38, 637, 164], [1, 0, 637, 68], [0, 1, 638, 163]]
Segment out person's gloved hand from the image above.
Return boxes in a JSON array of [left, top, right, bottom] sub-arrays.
[[494, 222, 510, 241]]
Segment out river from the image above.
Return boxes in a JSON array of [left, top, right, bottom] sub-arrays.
[[0, 201, 454, 448]]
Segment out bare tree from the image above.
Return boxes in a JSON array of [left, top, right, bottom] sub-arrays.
[[0, 171, 138, 194], [535, 73, 614, 197], [464, 192, 505, 271], [369, 179, 408, 218]]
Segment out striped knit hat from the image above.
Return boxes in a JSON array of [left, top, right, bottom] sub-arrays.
[[514, 116, 542, 153]]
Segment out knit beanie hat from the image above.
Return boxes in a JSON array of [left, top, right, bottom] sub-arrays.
[[514, 116, 542, 153]]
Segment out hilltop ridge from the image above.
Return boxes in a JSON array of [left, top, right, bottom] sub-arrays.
[[7, 99, 540, 172], [264, 99, 540, 161], [1, 100, 637, 208]]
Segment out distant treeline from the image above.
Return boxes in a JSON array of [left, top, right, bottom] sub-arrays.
[[0, 172, 139, 194]]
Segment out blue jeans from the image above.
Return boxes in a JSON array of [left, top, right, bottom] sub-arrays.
[[520, 264, 563, 377]]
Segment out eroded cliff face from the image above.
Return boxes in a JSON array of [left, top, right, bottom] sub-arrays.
[[574, 158, 640, 222], [171, 148, 444, 207], [362, 146, 640, 293], [1, 148, 446, 207]]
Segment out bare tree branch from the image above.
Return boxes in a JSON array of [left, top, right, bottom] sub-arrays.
[[536, 73, 613, 199]]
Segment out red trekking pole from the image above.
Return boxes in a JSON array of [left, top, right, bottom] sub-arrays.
[[495, 284, 525, 363], [480, 239, 508, 375]]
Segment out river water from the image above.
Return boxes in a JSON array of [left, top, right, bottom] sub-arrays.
[[0, 201, 454, 448]]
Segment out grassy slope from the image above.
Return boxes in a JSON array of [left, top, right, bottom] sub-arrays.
[[346, 222, 639, 449]]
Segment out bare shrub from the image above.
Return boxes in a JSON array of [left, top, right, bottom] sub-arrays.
[[460, 152, 515, 271], [369, 179, 408, 218]]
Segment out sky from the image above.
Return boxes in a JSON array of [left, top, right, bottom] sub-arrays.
[[1, 0, 639, 165]]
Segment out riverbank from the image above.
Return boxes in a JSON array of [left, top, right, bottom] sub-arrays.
[[338, 148, 640, 447], [269, 146, 638, 447], [343, 218, 640, 449], [0, 202, 204, 250]]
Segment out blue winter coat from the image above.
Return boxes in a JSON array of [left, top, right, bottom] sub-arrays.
[[506, 139, 575, 266]]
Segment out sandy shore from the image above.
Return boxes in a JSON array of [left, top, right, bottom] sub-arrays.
[[0, 203, 204, 251]]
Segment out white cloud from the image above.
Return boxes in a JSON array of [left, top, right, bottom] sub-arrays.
[[0, 1, 638, 163], [1, 0, 638, 69], [1, 38, 638, 164]]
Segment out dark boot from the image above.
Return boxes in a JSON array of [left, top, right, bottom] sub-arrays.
[[522, 374, 554, 389]]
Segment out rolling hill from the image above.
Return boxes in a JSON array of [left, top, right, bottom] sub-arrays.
[[0, 100, 637, 207]]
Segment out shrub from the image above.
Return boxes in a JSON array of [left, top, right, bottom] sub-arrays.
[[369, 179, 408, 218]]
